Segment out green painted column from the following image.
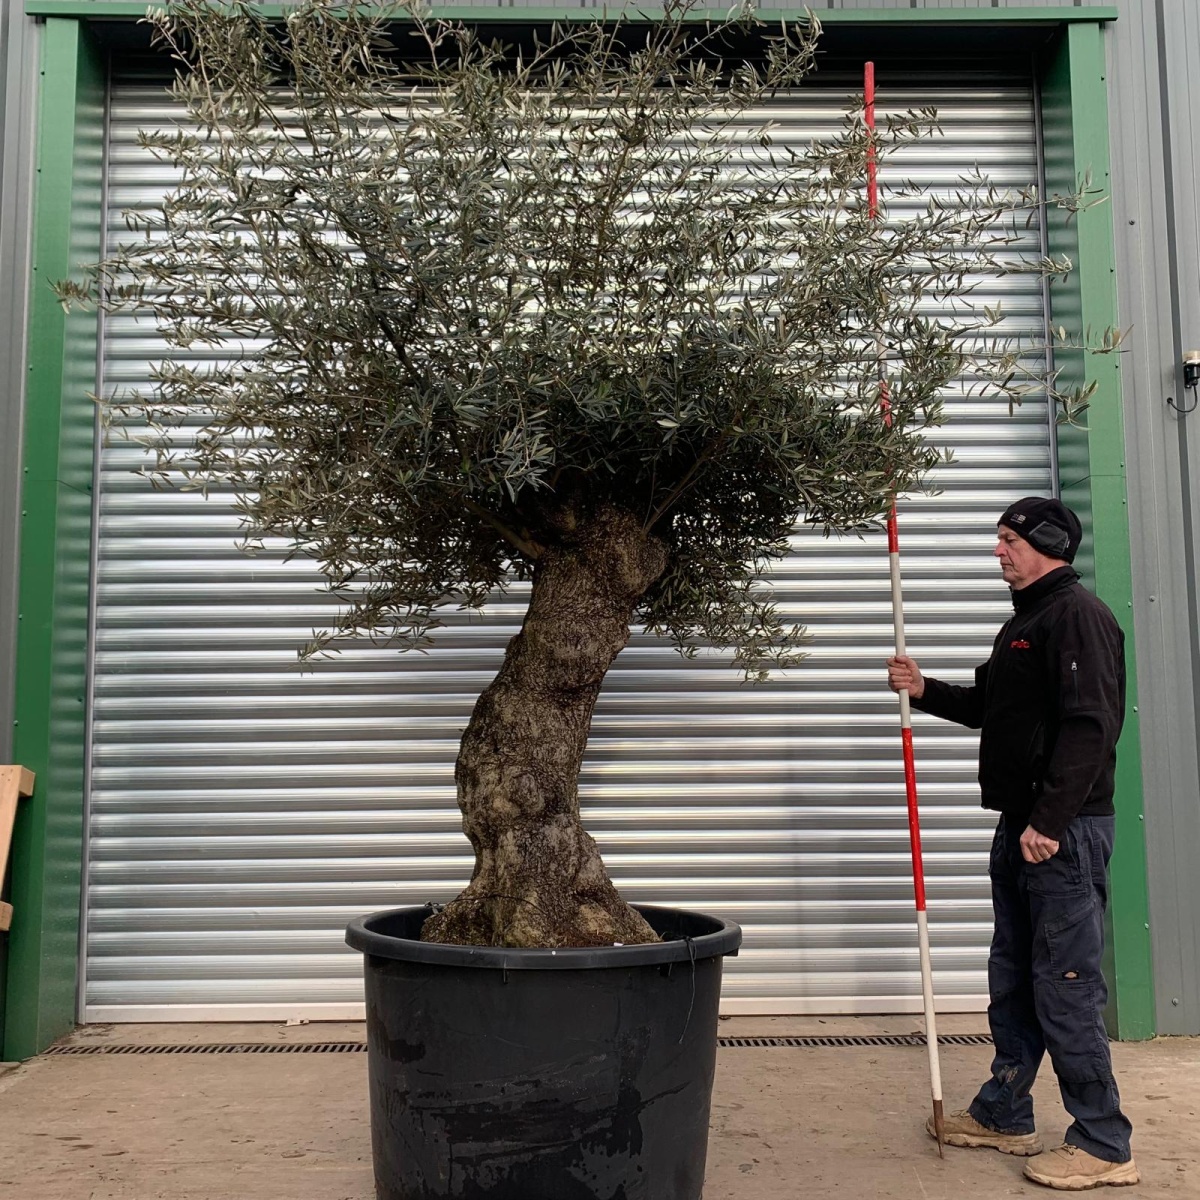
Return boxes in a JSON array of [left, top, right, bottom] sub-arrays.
[[3, 17, 104, 1061], [1041, 21, 1155, 1040]]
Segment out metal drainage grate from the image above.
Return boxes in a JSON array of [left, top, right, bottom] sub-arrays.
[[44, 1033, 992, 1056], [717, 1033, 994, 1049], [44, 1041, 368, 1056]]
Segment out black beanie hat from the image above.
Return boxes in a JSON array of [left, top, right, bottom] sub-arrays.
[[999, 497, 1083, 563]]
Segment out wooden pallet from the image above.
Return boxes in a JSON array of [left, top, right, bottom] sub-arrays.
[[0, 766, 36, 931]]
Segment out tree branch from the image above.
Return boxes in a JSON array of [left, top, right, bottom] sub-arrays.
[[644, 439, 723, 531], [462, 496, 544, 560]]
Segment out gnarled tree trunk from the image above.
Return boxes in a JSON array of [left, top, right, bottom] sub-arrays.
[[421, 507, 666, 947]]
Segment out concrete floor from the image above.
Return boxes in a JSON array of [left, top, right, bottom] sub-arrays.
[[1, 1017, 1197, 1200]]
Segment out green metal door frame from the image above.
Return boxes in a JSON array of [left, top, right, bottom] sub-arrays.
[[1041, 21, 1156, 1042], [5, 4, 1153, 1059], [5, 14, 104, 1061]]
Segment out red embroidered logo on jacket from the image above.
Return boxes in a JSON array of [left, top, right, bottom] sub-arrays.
[[1010, 639, 1032, 650]]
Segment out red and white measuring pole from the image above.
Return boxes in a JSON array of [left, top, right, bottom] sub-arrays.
[[864, 61, 945, 1159]]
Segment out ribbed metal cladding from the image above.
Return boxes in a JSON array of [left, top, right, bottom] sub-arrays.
[[85, 81, 1050, 1020]]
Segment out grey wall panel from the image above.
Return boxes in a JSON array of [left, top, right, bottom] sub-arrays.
[[84, 82, 1050, 1020], [0, 5, 40, 761], [1105, 0, 1200, 1036]]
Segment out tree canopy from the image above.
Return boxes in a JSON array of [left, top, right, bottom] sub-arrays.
[[61, 0, 1095, 678]]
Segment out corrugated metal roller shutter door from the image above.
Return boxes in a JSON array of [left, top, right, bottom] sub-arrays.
[[85, 82, 1051, 1020]]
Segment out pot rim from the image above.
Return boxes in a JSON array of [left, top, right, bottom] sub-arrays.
[[345, 902, 741, 969]]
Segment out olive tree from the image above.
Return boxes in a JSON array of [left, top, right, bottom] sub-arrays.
[[58, 0, 1097, 948]]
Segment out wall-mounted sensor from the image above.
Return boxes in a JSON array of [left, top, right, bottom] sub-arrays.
[[1185, 351, 1200, 392], [1169, 351, 1200, 414]]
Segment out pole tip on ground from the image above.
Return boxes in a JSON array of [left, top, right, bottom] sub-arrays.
[[933, 1097, 945, 1160]]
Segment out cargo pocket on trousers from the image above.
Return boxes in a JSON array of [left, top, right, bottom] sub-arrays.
[[1043, 894, 1103, 987], [1038, 897, 1109, 1079]]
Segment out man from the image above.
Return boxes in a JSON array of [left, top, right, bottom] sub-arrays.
[[887, 496, 1138, 1191]]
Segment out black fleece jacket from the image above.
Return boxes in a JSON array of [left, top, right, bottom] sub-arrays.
[[911, 566, 1125, 841]]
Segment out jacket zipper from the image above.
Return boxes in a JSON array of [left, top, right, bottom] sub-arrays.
[[1071, 659, 1079, 706]]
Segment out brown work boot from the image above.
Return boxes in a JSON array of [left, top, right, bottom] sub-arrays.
[[1023, 1144, 1140, 1190], [926, 1109, 1043, 1155]]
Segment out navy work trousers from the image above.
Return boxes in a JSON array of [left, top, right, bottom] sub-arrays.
[[968, 813, 1133, 1163]]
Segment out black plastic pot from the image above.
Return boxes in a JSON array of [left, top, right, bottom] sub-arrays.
[[345, 903, 741, 1200]]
